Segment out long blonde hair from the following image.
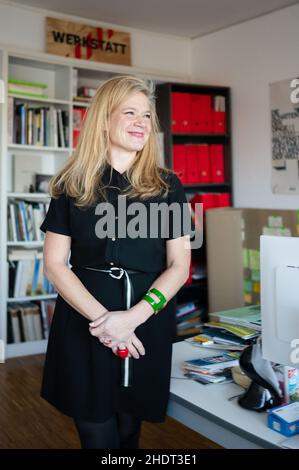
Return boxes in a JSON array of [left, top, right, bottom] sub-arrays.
[[49, 75, 172, 207]]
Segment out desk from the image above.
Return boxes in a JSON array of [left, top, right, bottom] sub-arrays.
[[168, 341, 288, 449]]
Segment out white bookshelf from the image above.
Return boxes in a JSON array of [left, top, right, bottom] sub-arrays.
[[8, 94, 71, 106], [7, 241, 44, 247], [7, 192, 51, 199], [6, 339, 48, 359], [0, 43, 188, 359], [8, 144, 71, 152], [8, 294, 57, 302]]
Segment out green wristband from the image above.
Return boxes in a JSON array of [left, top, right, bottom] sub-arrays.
[[142, 288, 167, 315], [143, 294, 162, 314], [149, 288, 167, 305]]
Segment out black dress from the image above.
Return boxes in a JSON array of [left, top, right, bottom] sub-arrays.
[[40, 164, 193, 423]]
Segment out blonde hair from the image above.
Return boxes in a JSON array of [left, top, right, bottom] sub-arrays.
[[49, 75, 172, 207]]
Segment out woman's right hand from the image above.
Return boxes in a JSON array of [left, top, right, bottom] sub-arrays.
[[100, 333, 145, 359]]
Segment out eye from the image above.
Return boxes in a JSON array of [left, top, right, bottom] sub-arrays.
[[145, 114, 151, 119], [124, 111, 134, 115]]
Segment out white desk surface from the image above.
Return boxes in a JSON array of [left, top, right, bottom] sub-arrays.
[[169, 341, 291, 449]]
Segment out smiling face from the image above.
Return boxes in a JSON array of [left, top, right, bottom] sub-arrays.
[[108, 91, 152, 155]]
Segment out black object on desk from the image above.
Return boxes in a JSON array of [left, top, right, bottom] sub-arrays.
[[238, 337, 282, 412]]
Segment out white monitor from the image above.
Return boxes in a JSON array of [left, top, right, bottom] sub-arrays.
[[261, 235, 299, 367]]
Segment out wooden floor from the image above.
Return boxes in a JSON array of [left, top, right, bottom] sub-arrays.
[[0, 354, 221, 449]]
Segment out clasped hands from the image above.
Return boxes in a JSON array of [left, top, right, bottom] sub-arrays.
[[88, 309, 145, 359]]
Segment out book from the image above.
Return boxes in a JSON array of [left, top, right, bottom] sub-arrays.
[[184, 370, 233, 385], [184, 327, 249, 350], [176, 301, 198, 318], [209, 305, 261, 331], [183, 352, 240, 373], [176, 308, 202, 324], [204, 321, 259, 340], [73, 95, 91, 102], [8, 90, 48, 99], [176, 325, 202, 337], [8, 79, 48, 98], [184, 334, 214, 346], [185, 340, 245, 351], [200, 327, 251, 345], [177, 317, 202, 330]]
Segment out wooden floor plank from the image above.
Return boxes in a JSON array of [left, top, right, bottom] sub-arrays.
[[0, 355, 221, 449]]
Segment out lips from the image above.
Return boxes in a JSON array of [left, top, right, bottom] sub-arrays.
[[128, 131, 144, 138]]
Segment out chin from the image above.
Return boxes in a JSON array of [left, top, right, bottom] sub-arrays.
[[127, 144, 145, 152]]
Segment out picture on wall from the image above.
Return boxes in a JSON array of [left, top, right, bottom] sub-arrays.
[[270, 77, 299, 194]]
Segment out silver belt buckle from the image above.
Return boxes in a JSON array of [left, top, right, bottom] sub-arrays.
[[109, 267, 124, 279]]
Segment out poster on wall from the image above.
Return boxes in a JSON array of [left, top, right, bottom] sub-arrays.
[[46, 17, 131, 66], [270, 78, 299, 194]]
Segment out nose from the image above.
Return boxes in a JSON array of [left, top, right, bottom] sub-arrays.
[[134, 115, 147, 127]]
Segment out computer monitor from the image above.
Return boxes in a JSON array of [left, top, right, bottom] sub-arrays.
[[261, 235, 299, 368]]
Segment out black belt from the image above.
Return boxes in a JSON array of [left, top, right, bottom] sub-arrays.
[[79, 265, 142, 310]]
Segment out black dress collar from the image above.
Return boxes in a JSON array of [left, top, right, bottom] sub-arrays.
[[102, 163, 129, 188]]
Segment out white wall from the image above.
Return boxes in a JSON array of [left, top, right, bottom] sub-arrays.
[[2, 1, 299, 209], [191, 4, 299, 209], [0, 1, 191, 79]]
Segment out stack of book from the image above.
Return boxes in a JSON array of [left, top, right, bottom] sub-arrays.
[[208, 304, 261, 331], [176, 301, 204, 337], [8, 79, 48, 99], [183, 351, 241, 384], [185, 305, 261, 350]]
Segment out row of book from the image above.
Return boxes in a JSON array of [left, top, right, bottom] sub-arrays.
[[7, 299, 55, 343], [8, 249, 55, 298], [173, 144, 225, 184], [7, 199, 49, 242], [171, 93, 226, 134], [8, 97, 69, 147], [189, 192, 231, 213]]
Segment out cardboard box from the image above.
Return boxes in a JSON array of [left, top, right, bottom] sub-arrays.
[[206, 207, 299, 313], [267, 403, 299, 437]]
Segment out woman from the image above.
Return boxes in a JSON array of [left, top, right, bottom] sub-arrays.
[[40, 75, 193, 449]]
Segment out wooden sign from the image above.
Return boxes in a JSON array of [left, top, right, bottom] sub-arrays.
[[46, 17, 131, 66]]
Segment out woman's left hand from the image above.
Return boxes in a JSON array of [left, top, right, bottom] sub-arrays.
[[88, 310, 137, 344]]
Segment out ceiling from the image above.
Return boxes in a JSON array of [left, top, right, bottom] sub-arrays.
[[5, 0, 299, 38]]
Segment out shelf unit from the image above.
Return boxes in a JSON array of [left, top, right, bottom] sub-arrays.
[[0, 44, 192, 359], [156, 82, 232, 329], [0, 44, 232, 357]]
